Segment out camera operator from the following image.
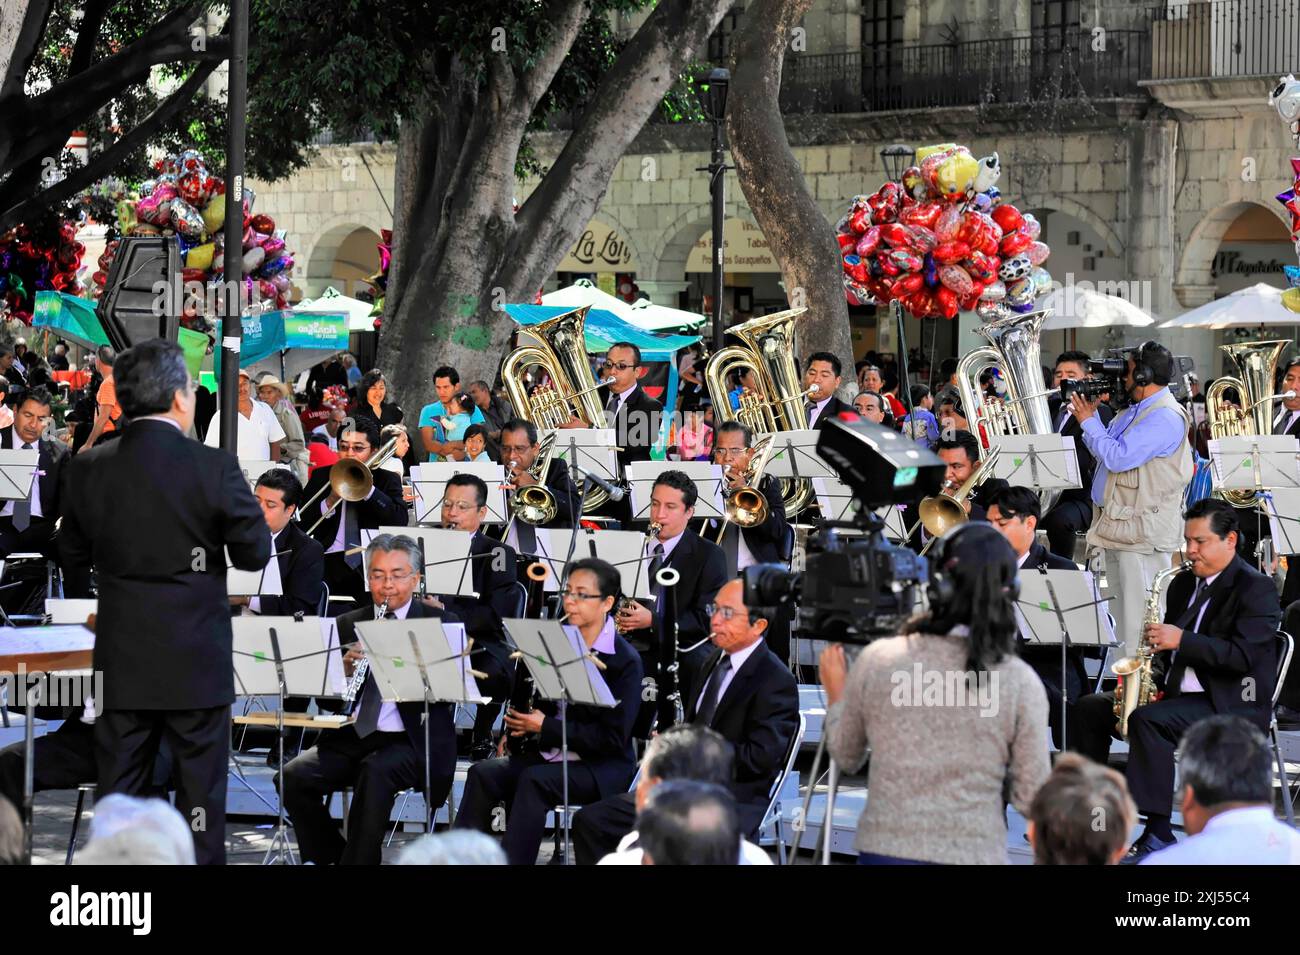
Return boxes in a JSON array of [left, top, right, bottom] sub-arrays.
[[1042, 351, 1114, 560], [819, 523, 1049, 864], [1069, 340, 1192, 658]]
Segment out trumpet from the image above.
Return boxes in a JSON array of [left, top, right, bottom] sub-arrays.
[[1113, 560, 1192, 738], [302, 424, 406, 535]]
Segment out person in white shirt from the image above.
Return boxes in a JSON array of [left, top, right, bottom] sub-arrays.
[[597, 724, 772, 865], [1143, 714, 1300, 865], [312, 406, 347, 451], [204, 368, 286, 460]]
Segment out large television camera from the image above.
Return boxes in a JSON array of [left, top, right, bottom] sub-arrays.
[[742, 416, 946, 645], [1058, 357, 1125, 402]]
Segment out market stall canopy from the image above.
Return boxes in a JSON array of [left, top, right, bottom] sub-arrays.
[[1038, 286, 1155, 330], [626, 297, 708, 333], [34, 291, 208, 378], [294, 287, 377, 331], [236, 309, 350, 381], [541, 279, 707, 334], [1159, 282, 1300, 329]]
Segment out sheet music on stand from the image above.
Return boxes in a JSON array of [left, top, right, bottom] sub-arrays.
[[501, 618, 616, 707], [45, 598, 98, 625], [873, 504, 909, 542], [812, 475, 859, 522], [0, 447, 39, 501], [231, 616, 336, 697], [627, 461, 725, 520], [987, 434, 1082, 490], [547, 428, 619, 486], [360, 526, 478, 596], [1263, 488, 1300, 554], [764, 429, 838, 483], [353, 617, 485, 705], [1014, 569, 1116, 649], [238, 459, 282, 491], [318, 617, 346, 697], [410, 462, 507, 525], [1208, 435, 1300, 491], [530, 527, 656, 599], [226, 537, 283, 596]]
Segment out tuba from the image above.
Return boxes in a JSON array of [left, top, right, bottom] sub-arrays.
[[1113, 560, 1192, 739], [500, 305, 614, 511], [704, 308, 818, 517], [1206, 340, 1291, 507]]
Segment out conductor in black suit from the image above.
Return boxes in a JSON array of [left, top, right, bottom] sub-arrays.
[[572, 577, 799, 863], [1041, 351, 1115, 560], [804, 352, 852, 429], [987, 485, 1082, 749], [280, 534, 460, 865], [498, 417, 580, 559], [59, 339, 271, 865], [616, 469, 729, 736], [0, 385, 69, 561], [1071, 499, 1281, 861], [301, 417, 408, 612], [435, 473, 520, 758]]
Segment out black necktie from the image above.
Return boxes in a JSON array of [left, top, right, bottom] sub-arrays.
[[1056, 407, 1071, 433], [12, 442, 32, 531], [1173, 578, 1210, 632], [694, 655, 732, 726], [343, 502, 362, 570], [606, 393, 620, 425], [721, 523, 740, 575], [1277, 411, 1296, 436], [515, 512, 537, 554], [354, 611, 396, 737]]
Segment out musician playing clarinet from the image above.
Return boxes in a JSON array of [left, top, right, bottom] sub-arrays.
[[454, 557, 641, 865]]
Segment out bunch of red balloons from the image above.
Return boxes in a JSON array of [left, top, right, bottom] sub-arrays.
[[0, 217, 85, 325], [838, 143, 1053, 320]]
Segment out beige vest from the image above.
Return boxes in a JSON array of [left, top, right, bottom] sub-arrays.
[[1086, 389, 1192, 554]]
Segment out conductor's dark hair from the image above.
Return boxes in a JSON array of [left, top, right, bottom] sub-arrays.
[[636, 781, 740, 866], [987, 485, 1042, 523], [114, 339, 188, 418], [806, 351, 842, 377], [715, 420, 753, 446], [432, 365, 460, 385], [1178, 715, 1273, 807], [565, 557, 622, 604], [445, 472, 488, 508], [643, 725, 735, 787], [1184, 498, 1239, 540], [255, 468, 304, 510], [935, 429, 980, 465], [653, 469, 698, 510], [500, 418, 538, 446], [607, 341, 643, 366], [341, 415, 381, 450], [1055, 350, 1091, 369], [919, 523, 1020, 672]]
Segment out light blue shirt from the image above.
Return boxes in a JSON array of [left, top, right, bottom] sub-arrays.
[[1080, 388, 1184, 506], [1140, 806, 1300, 865]]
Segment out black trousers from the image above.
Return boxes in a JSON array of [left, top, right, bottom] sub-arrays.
[[1282, 568, 1300, 617], [0, 516, 58, 562], [323, 552, 365, 617], [280, 725, 446, 865], [571, 790, 637, 865], [1039, 499, 1090, 561], [1021, 646, 1087, 750], [470, 642, 513, 745], [454, 753, 601, 865], [1281, 600, 1300, 710], [95, 706, 229, 865]]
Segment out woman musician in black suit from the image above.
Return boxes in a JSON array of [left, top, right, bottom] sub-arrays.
[[453, 557, 642, 865]]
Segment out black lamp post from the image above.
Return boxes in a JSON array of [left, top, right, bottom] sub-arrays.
[[880, 143, 915, 184], [697, 68, 730, 351]]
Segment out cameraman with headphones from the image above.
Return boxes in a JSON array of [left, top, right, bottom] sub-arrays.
[[1069, 341, 1192, 659], [818, 523, 1049, 865]]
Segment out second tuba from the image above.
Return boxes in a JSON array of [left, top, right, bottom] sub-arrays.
[[1206, 340, 1291, 507]]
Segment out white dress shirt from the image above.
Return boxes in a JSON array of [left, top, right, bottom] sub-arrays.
[[807, 395, 833, 427], [323, 486, 376, 554], [608, 384, 638, 418], [598, 829, 772, 865], [1178, 571, 1220, 694], [1141, 806, 1300, 865], [374, 597, 413, 733], [648, 527, 686, 564], [694, 638, 763, 716]]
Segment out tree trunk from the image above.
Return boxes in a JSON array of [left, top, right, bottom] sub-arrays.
[[377, 0, 738, 416], [725, 0, 855, 400]]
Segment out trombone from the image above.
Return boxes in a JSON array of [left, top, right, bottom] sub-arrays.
[[913, 447, 1002, 553], [713, 432, 776, 544], [302, 425, 406, 535]]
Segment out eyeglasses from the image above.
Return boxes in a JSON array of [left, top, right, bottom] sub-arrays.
[[339, 443, 371, 454], [706, 603, 752, 622], [713, 447, 748, 458], [604, 361, 637, 371], [442, 501, 480, 513], [368, 572, 414, 585], [559, 590, 604, 601]]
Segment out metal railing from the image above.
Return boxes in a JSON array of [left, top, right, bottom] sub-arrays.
[[1146, 0, 1300, 81]]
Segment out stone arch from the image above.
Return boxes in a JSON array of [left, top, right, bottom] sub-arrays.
[[1018, 193, 1125, 257], [303, 213, 388, 298], [649, 202, 759, 282], [1174, 199, 1292, 290]]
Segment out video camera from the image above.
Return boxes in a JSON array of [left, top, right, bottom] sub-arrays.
[[742, 416, 946, 644], [1058, 357, 1125, 402]]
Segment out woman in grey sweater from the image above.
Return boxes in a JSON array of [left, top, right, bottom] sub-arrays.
[[821, 523, 1050, 864]]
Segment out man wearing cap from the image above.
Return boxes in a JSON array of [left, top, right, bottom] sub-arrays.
[[203, 368, 286, 460]]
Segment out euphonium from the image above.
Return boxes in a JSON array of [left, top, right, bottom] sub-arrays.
[[1206, 340, 1291, 507], [918, 446, 1002, 539], [508, 431, 559, 526], [1112, 560, 1192, 739], [303, 425, 406, 535]]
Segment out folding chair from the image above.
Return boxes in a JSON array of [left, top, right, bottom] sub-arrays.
[[757, 713, 807, 865], [1270, 630, 1295, 827]]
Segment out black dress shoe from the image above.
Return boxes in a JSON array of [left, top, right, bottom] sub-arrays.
[[469, 740, 495, 762], [1120, 831, 1176, 864]]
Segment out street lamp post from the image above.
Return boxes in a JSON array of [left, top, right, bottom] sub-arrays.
[[697, 68, 730, 352], [219, 0, 249, 453]]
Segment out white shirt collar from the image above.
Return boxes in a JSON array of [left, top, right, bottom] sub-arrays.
[[650, 527, 687, 562], [1016, 548, 1031, 568], [379, 598, 414, 620], [1201, 805, 1276, 831], [722, 637, 763, 672]]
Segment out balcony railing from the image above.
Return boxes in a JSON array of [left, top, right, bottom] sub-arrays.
[[1146, 0, 1300, 81]]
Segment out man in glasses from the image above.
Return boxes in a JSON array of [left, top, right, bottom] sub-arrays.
[[572, 578, 799, 864], [280, 534, 461, 865], [498, 417, 580, 557], [592, 341, 664, 472]]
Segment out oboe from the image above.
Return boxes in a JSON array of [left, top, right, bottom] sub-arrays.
[[343, 596, 388, 711]]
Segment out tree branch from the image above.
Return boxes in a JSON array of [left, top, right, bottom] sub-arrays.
[[517, 0, 591, 111], [67, 0, 114, 78], [0, 61, 220, 232]]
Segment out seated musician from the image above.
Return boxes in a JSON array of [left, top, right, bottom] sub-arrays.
[[900, 430, 1006, 550], [1071, 499, 1281, 861], [301, 417, 408, 612], [435, 473, 519, 759], [280, 534, 460, 866], [616, 469, 728, 737], [453, 557, 642, 865], [499, 417, 580, 558], [986, 484, 1083, 749], [572, 577, 799, 864], [0, 385, 69, 561]]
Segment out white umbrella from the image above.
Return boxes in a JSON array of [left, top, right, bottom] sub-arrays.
[[295, 287, 375, 331], [541, 279, 636, 320], [1159, 282, 1300, 329], [626, 297, 708, 332], [1037, 286, 1155, 330]]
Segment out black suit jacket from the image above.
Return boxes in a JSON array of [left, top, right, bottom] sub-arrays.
[[0, 424, 69, 529], [437, 532, 518, 649], [533, 627, 643, 798], [59, 419, 271, 709], [336, 599, 459, 766], [809, 395, 852, 431], [302, 463, 408, 549], [707, 473, 791, 569], [255, 521, 325, 617], [1158, 555, 1280, 729], [1017, 542, 1086, 674], [627, 528, 729, 658], [1047, 397, 1114, 510], [1274, 408, 1300, 440], [684, 642, 799, 827], [603, 385, 664, 469]]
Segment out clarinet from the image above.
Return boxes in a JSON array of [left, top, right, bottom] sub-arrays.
[[655, 566, 684, 729], [343, 596, 387, 712]]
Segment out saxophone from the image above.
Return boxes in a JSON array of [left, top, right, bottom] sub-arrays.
[[1112, 561, 1192, 738], [343, 597, 388, 711]]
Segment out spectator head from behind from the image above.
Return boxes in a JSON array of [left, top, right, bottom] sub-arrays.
[[636, 781, 741, 866], [1027, 753, 1136, 865], [96, 345, 116, 376], [1177, 715, 1274, 837], [114, 339, 193, 432], [910, 384, 933, 410], [0, 795, 20, 865], [636, 723, 734, 812], [75, 794, 196, 865], [396, 830, 505, 865]]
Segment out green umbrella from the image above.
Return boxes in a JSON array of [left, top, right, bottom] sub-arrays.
[[33, 291, 110, 349]]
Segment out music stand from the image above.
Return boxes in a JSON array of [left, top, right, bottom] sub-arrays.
[[358, 527, 478, 596], [987, 434, 1082, 490], [1263, 489, 1300, 555], [410, 462, 507, 525], [626, 461, 725, 521], [227, 538, 283, 597], [764, 429, 838, 487], [1209, 436, 1300, 494], [872, 504, 909, 542], [501, 618, 616, 863], [530, 527, 658, 602], [232, 616, 339, 864], [354, 616, 485, 833], [811, 475, 859, 522], [548, 429, 619, 487], [45, 598, 98, 625], [1014, 568, 1115, 750], [0, 448, 39, 502]]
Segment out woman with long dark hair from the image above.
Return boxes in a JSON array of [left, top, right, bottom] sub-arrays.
[[353, 370, 404, 430], [819, 522, 1049, 864]]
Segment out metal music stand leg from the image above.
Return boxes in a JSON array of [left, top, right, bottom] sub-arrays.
[[423, 699, 432, 835], [22, 686, 38, 864], [262, 680, 298, 865], [560, 706, 571, 865], [821, 759, 840, 866]]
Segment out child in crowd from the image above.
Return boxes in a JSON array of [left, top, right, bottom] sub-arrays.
[[676, 407, 713, 461], [463, 424, 493, 463], [431, 392, 474, 461]]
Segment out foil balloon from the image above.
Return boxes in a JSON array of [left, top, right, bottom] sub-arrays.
[[1283, 287, 1300, 313], [170, 199, 205, 240]]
